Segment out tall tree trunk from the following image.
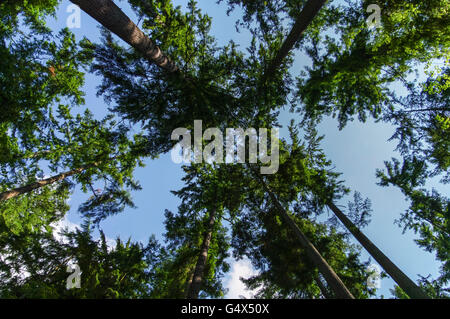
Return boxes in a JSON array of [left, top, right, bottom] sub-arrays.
[[253, 170, 354, 299], [0, 167, 86, 202], [186, 208, 216, 299], [327, 202, 430, 299], [263, 0, 328, 80], [70, 0, 178, 72], [273, 198, 354, 299]]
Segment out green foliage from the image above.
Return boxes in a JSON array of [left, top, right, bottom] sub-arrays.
[[156, 164, 232, 298], [0, 6, 91, 235], [0, 3, 147, 235], [0, 108, 146, 234], [0, 221, 158, 298], [233, 201, 375, 298], [295, 0, 449, 128], [86, 0, 292, 155], [0, 0, 60, 33], [392, 276, 450, 299], [377, 157, 450, 285], [0, 27, 90, 159], [0, 182, 70, 235], [1, 0, 448, 299], [226, 128, 376, 298]]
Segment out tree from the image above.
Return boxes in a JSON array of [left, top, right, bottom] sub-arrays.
[[161, 164, 233, 299], [286, 0, 449, 293], [271, 0, 449, 297], [3, 0, 447, 299], [229, 123, 428, 298], [377, 157, 450, 289], [327, 202, 431, 299], [80, 0, 296, 154], [0, 23, 90, 166], [232, 202, 374, 299], [0, 220, 160, 298], [70, 0, 178, 72], [218, 147, 374, 298], [1, 0, 61, 33], [251, 168, 355, 299], [0, 4, 107, 235], [186, 206, 217, 299], [0, 108, 147, 240], [286, 124, 430, 298], [294, 0, 449, 128], [262, 0, 328, 81]]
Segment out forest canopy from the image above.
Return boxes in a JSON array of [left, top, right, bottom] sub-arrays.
[[0, 0, 448, 299]]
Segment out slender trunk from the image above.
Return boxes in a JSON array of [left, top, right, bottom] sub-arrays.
[[327, 202, 430, 299], [263, 0, 328, 80], [254, 0, 327, 123], [0, 167, 86, 202], [253, 170, 354, 299], [186, 208, 216, 299], [70, 0, 178, 72], [274, 199, 354, 299], [403, 108, 450, 113]]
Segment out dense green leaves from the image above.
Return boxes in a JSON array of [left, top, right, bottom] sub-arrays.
[[0, 222, 158, 298], [159, 164, 232, 298], [377, 157, 450, 286], [295, 0, 449, 128], [0, 0, 448, 299]]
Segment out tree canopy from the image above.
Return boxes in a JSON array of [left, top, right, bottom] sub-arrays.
[[0, 0, 448, 299]]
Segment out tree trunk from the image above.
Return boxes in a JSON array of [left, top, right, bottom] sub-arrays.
[[186, 208, 216, 299], [184, 270, 195, 298], [70, 0, 178, 72], [253, 170, 354, 299], [274, 199, 354, 299], [263, 0, 328, 80], [327, 202, 430, 299], [0, 167, 86, 202]]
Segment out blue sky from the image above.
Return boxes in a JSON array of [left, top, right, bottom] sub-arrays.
[[48, 0, 444, 298]]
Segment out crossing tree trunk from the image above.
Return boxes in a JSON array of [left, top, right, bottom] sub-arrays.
[[327, 202, 430, 299], [252, 169, 354, 299]]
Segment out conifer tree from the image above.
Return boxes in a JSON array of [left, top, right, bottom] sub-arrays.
[[0, 220, 160, 298]]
